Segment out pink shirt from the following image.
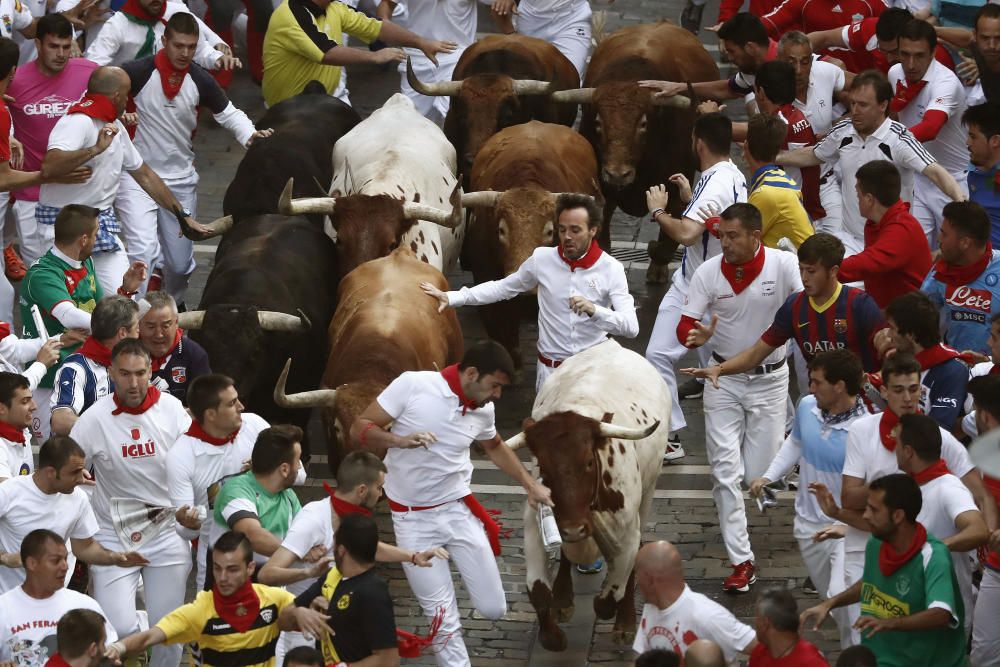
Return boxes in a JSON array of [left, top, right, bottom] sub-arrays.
[[8, 58, 97, 202]]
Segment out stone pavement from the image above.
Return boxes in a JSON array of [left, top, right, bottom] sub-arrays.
[[182, 1, 845, 664]]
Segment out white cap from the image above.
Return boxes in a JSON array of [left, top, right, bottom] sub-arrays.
[[969, 428, 1000, 478]]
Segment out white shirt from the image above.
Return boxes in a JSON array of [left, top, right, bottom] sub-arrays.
[[0, 433, 32, 480], [888, 60, 969, 175], [0, 332, 46, 391], [40, 114, 142, 210], [682, 246, 803, 364], [377, 371, 497, 507], [447, 246, 637, 362], [273, 498, 332, 596], [0, 0, 32, 40], [813, 116, 936, 240], [0, 587, 116, 666], [632, 585, 756, 665], [793, 58, 846, 135], [0, 476, 98, 593], [680, 160, 748, 282]]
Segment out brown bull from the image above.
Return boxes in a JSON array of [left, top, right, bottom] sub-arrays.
[[461, 121, 602, 370], [273, 248, 463, 472], [552, 21, 719, 282]]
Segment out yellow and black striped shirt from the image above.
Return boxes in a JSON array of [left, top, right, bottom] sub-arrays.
[[156, 584, 294, 667]]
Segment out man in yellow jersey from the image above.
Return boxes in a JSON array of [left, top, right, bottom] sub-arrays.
[[106, 531, 331, 667], [262, 0, 457, 107]]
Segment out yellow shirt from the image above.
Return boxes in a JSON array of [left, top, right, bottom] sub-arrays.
[[747, 165, 814, 249], [262, 0, 382, 107], [155, 584, 294, 667]]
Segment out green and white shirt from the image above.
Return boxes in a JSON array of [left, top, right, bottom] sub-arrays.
[[211, 471, 301, 566]]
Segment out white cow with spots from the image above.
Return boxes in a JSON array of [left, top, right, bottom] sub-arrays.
[[506, 339, 669, 652]]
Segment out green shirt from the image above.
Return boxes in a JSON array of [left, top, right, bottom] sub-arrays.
[[860, 533, 968, 667], [213, 471, 301, 542], [19, 250, 102, 388]]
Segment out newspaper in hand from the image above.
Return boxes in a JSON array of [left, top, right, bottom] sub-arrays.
[[110, 497, 206, 551], [30, 304, 47, 343]]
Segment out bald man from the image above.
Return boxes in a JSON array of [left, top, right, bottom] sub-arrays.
[[686, 640, 726, 667], [632, 541, 757, 665]]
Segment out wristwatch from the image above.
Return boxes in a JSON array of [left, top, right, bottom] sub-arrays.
[[180, 208, 193, 219]]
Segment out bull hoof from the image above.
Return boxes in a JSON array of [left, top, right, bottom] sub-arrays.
[[539, 628, 568, 652], [593, 594, 617, 620], [611, 628, 635, 645], [555, 605, 575, 623], [645, 261, 670, 284]]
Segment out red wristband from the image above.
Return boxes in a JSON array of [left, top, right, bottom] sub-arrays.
[[359, 422, 378, 447]]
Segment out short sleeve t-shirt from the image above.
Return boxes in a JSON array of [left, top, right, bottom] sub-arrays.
[[0, 587, 116, 666], [0, 435, 32, 479], [748, 639, 828, 666], [281, 498, 334, 559], [212, 471, 301, 560], [680, 160, 748, 282]]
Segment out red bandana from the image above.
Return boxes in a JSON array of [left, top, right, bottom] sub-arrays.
[[910, 458, 951, 485], [322, 481, 373, 517], [154, 49, 189, 100], [721, 243, 765, 295], [185, 419, 238, 446], [557, 240, 603, 272], [462, 494, 510, 556], [915, 343, 972, 370], [67, 93, 119, 123], [878, 522, 928, 576], [77, 337, 113, 367], [397, 608, 446, 658], [0, 420, 25, 444], [441, 364, 479, 415], [43, 653, 73, 667], [112, 386, 162, 415], [120, 0, 165, 21], [0, 322, 9, 340], [150, 327, 184, 372], [933, 244, 993, 289], [890, 79, 929, 113], [212, 579, 261, 633], [879, 409, 900, 452]]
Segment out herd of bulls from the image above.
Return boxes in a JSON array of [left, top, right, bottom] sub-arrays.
[[175, 20, 725, 648]]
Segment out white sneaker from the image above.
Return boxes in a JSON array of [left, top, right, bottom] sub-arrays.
[[663, 435, 686, 463]]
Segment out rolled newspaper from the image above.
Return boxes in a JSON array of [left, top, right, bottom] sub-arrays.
[[110, 497, 206, 551], [30, 304, 47, 343]]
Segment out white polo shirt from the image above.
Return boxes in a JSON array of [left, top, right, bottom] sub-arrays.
[[793, 58, 846, 135], [888, 60, 969, 176], [682, 246, 803, 364], [0, 475, 98, 593], [632, 585, 756, 665], [378, 370, 497, 507], [0, 433, 32, 479], [813, 116, 936, 241], [680, 160, 748, 283], [0, 587, 116, 666]]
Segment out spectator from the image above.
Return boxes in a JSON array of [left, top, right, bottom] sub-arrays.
[[0, 373, 35, 481], [293, 513, 399, 665], [632, 541, 758, 662], [282, 646, 323, 667], [0, 529, 118, 667], [749, 588, 827, 666], [685, 641, 727, 667], [777, 30, 847, 136], [139, 291, 211, 404], [834, 645, 877, 667], [44, 609, 110, 667], [965, 5, 1000, 104], [837, 160, 932, 307], [0, 320, 76, 394], [634, 648, 681, 667], [962, 103, 1000, 244], [801, 474, 968, 667], [922, 201, 1000, 356]]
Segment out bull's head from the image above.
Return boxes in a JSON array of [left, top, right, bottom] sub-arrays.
[[551, 83, 691, 189], [506, 412, 658, 542]]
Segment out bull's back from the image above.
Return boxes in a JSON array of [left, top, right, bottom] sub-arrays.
[[586, 21, 719, 85], [457, 34, 580, 90], [472, 122, 599, 193]]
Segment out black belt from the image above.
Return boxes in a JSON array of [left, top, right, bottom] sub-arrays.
[[713, 351, 786, 375]]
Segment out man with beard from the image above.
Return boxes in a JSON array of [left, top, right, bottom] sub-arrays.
[[962, 103, 1000, 243]]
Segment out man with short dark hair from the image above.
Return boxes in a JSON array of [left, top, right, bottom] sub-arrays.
[[749, 588, 827, 666], [139, 290, 210, 403], [634, 648, 681, 667], [962, 103, 1000, 242], [282, 646, 323, 667], [46, 609, 110, 667], [0, 372, 34, 480]]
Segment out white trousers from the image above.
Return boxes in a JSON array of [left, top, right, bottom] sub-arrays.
[[116, 173, 198, 301], [392, 500, 507, 667], [12, 199, 50, 267], [91, 559, 191, 667], [813, 166, 842, 236], [517, 1, 592, 79], [973, 567, 1000, 667], [91, 243, 130, 298], [399, 52, 462, 125], [842, 549, 864, 645], [795, 516, 853, 648], [536, 360, 555, 394], [911, 170, 968, 251], [704, 365, 788, 565], [31, 387, 51, 442]]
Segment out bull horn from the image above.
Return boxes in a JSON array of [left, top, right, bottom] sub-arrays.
[[177, 311, 205, 330], [461, 191, 502, 208], [195, 215, 234, 239], [505, 432, 527, 451], [273, 359, 338, 409], [406, 57, 463, 97], [279, 177, 337, 215], [651, 95, 692, 108], [257, 309, 311, 332], [511, 79, 555, 95], [402, 202, 461, 228], [598, 420, 660, 440], [550, 87, 595, 104]]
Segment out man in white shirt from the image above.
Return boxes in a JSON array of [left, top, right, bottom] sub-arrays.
[[0, 373, 35, 481], [489, 0, 592, 79], [777, 70, 965, 255], [0, 327, 71, 393], [644, 112, 747, 459], [350, 341, 551, 667], [632, 540, 757, 664], [422, 193, 638, 393], [887, 20, 971, 247], [68, 337, 192, 667], [678, 202, 803, 593], [0, 530, 117, 667]]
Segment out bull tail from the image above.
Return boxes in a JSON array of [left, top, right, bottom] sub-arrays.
[[591, 10, 608, 46]]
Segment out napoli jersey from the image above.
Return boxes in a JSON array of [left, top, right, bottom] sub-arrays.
[[921, 250, 1000, 355]]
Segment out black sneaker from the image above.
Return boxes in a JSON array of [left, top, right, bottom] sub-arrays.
[[679, 0, 704, 33], [678, 378, 704, 400], [802, 576, 818, 595]]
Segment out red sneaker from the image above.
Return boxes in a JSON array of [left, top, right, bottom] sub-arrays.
[[4, 244, 26, 281], [723, 560, 756, 594]]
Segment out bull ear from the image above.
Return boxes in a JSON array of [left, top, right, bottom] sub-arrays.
[[601, 412, 614, 424]]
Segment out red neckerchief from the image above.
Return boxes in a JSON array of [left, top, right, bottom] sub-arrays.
[[150, 327, 184, 372], [211, 579, 260, 633], [154, 49, 188, 100], [322, 481, 373, 517], [915, 343, 973, 369], [112, 385, 162, 415], [43, 653, 73, 667], [721, 243, 765, 295], [0, 420, 25, 444], [63, 264, 90, 296], [77, 336, 113, 367], [441, 364, 479, 415], [879, 522, 928, 576], [910, 458, 951, 485], [557, 240, 603, 272], [120, 0, 165, 21], [991, 364, 1000, 375], [185, 419, 239, 446], [397, 608, 445, 658], [934, 243, 993, 289], [890, 78, 929, 113], [462, 494, 510, 556], [67, 93, 119, 123], [0, 322, 9, 339], [879, 409, 900, 451]]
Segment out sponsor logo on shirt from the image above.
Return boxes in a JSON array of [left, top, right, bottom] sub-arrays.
[[861, 583, 910, 618], [945, 285, 991, 312], [22, 94, 79, 118], [789, 118, 811, 135], [802, 340, 846, 355], [121, 439, 157, 459]]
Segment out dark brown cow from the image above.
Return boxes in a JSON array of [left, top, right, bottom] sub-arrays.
[[460, 121, 602, 370], [552, 21, 719, 282], [406, 35, 580, 176], [273, 248, 463, 471]]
